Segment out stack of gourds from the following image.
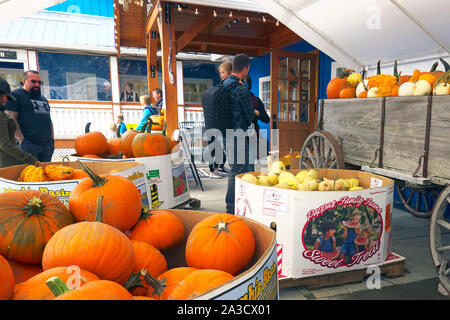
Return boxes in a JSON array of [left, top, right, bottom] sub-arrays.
[[326, 58, 450, 99], [1, 161, 256, 300], [17, 161, 88, 182]]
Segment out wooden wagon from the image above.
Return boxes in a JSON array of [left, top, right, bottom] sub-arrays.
[[299, 94, 450, 295]]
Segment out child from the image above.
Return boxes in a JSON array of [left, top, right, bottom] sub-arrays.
[[115, 113, 127, 135], [339, 209, 362, 262], [356, 226, 374, 253], [107, 122, 118, 139], [313, 221, 337, 257]]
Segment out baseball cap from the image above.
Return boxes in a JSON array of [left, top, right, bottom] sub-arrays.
[[0, 77, 17, 101]]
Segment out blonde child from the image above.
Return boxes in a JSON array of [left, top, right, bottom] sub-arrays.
[[107, 122, 118, 139]]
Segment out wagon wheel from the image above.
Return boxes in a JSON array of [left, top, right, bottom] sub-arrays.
[[395, 180, 443, 218], [429, 185, 450, 296], [299, 130, 345, 169]]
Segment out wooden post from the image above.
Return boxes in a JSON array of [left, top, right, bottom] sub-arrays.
[[146, 30, 158, 102], [158, 1, 178, 137]]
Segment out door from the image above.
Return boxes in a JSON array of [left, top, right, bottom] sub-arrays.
[[270, 49, 318, 153]]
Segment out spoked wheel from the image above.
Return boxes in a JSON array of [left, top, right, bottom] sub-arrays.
[[395, 180, 443, 218], [300, 130, 345, 169], [429, 185, 450, 296]]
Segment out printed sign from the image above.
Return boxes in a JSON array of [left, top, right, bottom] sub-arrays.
[[263, 190, 288, 213]]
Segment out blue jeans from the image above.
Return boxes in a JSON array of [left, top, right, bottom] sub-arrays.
[[20, 138, 55, 162]]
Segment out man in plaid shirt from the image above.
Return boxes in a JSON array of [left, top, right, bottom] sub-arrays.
[[223, 54, 259, 214]]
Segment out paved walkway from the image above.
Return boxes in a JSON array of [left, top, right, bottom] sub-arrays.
[[187, 166, 449, 300]]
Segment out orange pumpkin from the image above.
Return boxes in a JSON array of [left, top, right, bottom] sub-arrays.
[[150, 115, 165, 131], [107, 138, 121, 156], [71, 168, 89, 180], [7, 259, 43, 284], [68, 161, 141, 232], [119, 129, 139, 158], [42, 196, 135, 285], [47, 277, 133, 300], [339, 87, 356, 99], [133, 296, 156, 300], [326, 69, 353, 99], [357, 90, 368, 98], [131, 132, 170, 157], [0, 254, 15, 300], [129, 209, 185, 251], [13, 266, 100, 300], [124, 240, 168, 296], [167, 269, 233, 300], [145, 267, 198, 300], [81, 154, 102, 159], [75, 123, 109, 157], [391, 85, 399, 97], [185, 213, 255, 275], [0, 190, 74, 264]]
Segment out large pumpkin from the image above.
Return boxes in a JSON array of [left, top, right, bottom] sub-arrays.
[[75, 122, 109, 157], [7, 259, 43, 284], [124, 240, 168, 296], [119, 129, 139, 158], [326, 69, 353, 99], [145, 267, 198, 300], [46, 277, 133, 300], [131, 132, 169, 157], [68, 161, 141, 232], [167, 269, 233, 300], [0, 254, 15, 300], [42, 196, 135, 285], [129, 209, 185, 251], [185, 213, 255, 275], [0, 190, 74, 264], [13, 266, 99, 300]]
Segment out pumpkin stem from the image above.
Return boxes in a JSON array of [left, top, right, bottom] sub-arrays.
[[77, 160, 107, 187], [141, 269, 167, 297], [376, 60, 381, 75], [46, 276, 71, 297], [429, 61, 439, 72], [124, 271, 144, 291], [23, 196, 44, 217], [116, 125, 121, 138], [141, 117, 153, 133], [440, 58, 450, 72], [138, 208, 152, 221], [84, 122, 91, 134], [393, 60, 400, 83], [161, 121, 167, 137], [215, 221, 230, 233], [94, 195, 104, 222]]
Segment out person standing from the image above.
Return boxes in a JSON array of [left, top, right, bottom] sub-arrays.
[[120, 82, 139, 102], [223, 54, 256, 214], [136, 95, 158, 131], [5, 70, 54, 163], [151, 88, 164, 115]]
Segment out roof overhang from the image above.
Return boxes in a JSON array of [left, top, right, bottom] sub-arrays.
[[0, 0, 66, 25]]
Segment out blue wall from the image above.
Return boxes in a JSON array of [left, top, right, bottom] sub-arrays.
[[46, 0, 114, 17]]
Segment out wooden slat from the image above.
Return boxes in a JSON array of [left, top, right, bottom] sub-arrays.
[[189, 34, 270, 48], [175, 13, 215, 52], [428, 95, 450, 179]]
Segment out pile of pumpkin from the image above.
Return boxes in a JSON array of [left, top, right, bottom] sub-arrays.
[[17, 161, 88, 182], [0, 161, 256, 300], [75, 115, 178, 160], [327, 58, 450, 99]]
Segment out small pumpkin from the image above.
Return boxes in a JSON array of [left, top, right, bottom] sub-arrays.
[[46, 277, 133, 300], [326, 69, 353, 99], [0, 254, 15, 300], [17, 164, 47, 182], [0, 190, 74, 264], [119, 129, 140, 158], [42, 196, 135, 285], [129, 209, 185, 251], [413, 80, 432, 96], [75, 122, 109, 157], [167, 269, 233, 300], [13, 266, 99, 300], [145, 267, 198, 300], [132, 132, 169, 158], [68, 161, 141, 232], [338, 87, 356, 99], [185, 213, 255, 275], [150, 115, 165, 131], [71, 168, 89, 180], [44, 165, 74, 181]]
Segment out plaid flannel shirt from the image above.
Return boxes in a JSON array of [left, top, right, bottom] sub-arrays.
[[223, 75, 255, 131]]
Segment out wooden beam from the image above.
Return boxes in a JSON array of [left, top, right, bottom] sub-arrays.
[[269, 26, 302, 50], [158, 2, 178, 136], [181, 45, 259, 57], [188, 34, 270, 49], [146, 31, 159, 102], [175, 13, 215, 52], [207, 17, 232, 34], [113, 0, 121, 57], [145, 0, 161, 35]]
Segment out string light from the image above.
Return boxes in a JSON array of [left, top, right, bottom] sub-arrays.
[[195, 8, 199, 15], [262, 16, 266, 22], [229, 11, 233, 18], [177, 4, 182, 12], [276, 20, 279, 26], [213, 10, 217, 17], [246, 17, 250, 23]]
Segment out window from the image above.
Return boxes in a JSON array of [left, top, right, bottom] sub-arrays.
[[38, 52, 111, 101], [0, 62, 24, 91], [118, 58, 148, 102], [259, 75, 271, 114], [183, 78, 213, 105]]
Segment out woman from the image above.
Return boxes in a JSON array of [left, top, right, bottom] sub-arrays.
[[0, 78, 39, 169], [136, 95, 158, 131]]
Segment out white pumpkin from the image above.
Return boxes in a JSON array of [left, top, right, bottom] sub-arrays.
[[367, 87, 379, 98], [433, 82, 450, 95], [356, 79, 369, 97], [412, 80, 431, 96], [398, 82, 415, 96]]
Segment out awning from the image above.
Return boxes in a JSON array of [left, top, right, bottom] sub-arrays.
[[250, 0, 450, 72], [0, 0, 66, 25]]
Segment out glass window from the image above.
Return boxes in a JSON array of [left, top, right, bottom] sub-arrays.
[[259, 76, 271, 114], [118, 58, 148, 102], [0, 61, 24, 91], [38, 52, 111, 101], [183, 78, 213, 105]]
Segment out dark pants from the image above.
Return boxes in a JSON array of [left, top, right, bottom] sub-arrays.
[[225, 136, 252, 214], [20, 138, 55, 162], [207, 136, 226, 172]]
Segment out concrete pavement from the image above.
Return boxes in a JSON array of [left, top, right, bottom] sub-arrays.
[[186, 166, 449, 300]]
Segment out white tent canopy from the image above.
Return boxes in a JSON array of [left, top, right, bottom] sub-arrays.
[[253, 0, 450, 74], [0, 0, 66, 25]]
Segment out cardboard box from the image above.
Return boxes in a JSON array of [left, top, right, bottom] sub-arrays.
[[235, 169, 394, 280], [267, 150, 301, 170], [69, 150, 190, 210], [164, 209, 278, 300], [0, 161, 149, 208]]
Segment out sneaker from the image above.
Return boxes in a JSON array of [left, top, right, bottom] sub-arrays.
[[217, 167, 229, 174], [209, 172, 223, 179], [216, 170, 229, 177]]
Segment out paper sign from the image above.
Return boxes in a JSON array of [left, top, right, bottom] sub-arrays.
[[263, 190, 288, 212], [371, 177, 383, 188]]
